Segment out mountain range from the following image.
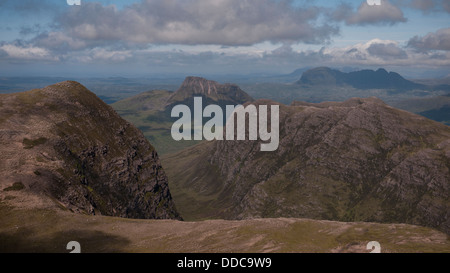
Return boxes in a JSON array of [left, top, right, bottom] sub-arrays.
[[112, 69, 450, 157], [297, 67, 425, 90], [1, 76, 449, 253]]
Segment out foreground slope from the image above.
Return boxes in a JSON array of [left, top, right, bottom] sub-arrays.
[[0, 203, 448, 253], [0, 81, 181, 219], [163, 97, 450, 233]]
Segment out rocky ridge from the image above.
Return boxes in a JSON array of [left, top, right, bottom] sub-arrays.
[[0, 81, 181, 220]]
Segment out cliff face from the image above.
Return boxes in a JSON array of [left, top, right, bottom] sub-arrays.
[[0, 81, 181, 220], [164, 97, 450, 233]]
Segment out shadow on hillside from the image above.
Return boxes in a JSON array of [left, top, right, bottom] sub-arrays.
[[0, 227, 131, 253]]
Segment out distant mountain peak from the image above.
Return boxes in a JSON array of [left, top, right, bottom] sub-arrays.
[[376, 68, 388, 74], [166, 76, 253, 105], [179, 76, 222, 96]]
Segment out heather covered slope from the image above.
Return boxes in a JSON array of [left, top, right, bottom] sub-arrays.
[[0, 81, 181, 220], [163, 97, 450, 234]]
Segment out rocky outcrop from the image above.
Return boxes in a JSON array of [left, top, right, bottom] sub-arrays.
[[0, 81, 181, 220], [166, 76, 253, 106]]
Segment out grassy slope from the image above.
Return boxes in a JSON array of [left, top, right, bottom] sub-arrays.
[[161, 142, 230, 221], [0, 202, 449, 253], [111, 90, 201, 155]]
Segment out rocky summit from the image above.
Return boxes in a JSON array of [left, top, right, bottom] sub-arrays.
[[163, 97, 450, 234], [0, 81, 181, 220], [166, 76, 253, 106]]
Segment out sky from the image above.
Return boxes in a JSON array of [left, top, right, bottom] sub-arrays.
[[0, 0, 449, 78]]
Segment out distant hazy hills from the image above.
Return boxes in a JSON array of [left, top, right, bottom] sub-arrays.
[[392, 95, 450, 126], [163, 97, 450, 234], [0, 81, 181, 220], [297, 67, 450, 126], [237, 67, 450, 127]]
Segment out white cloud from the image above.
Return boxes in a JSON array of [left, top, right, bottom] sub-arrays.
[[1, 36, 449, 74], [408, 28, 450, 51], [332, 0, 407, 26], [33, 32, 87, 51], [367, 42, 408, 59], [321, 39, 450, 67], [76, 47, 133, 63], [54, 0, 338, 46], [0, 43, 57, 61]]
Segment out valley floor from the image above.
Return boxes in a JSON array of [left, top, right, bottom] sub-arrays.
[[0, 201, 449, 253]]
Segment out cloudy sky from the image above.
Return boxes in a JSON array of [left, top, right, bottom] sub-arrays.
[[0, 0, 449, 78]]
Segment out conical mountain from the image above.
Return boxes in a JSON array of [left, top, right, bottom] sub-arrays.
[[166, 76, 253, 106]]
